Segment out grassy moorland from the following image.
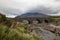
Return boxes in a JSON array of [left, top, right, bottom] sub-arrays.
[[0, 13, 43, 40]]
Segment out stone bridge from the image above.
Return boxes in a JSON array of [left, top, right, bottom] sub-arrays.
[[16, 16, 60, 24], [18, 16, 51, 24]]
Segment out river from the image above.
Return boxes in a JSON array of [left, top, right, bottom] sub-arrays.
[[28, 24, 60, 40]]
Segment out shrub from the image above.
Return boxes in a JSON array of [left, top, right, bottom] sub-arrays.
[[0, 24, 43, 40], [0, 13, 6, 23]]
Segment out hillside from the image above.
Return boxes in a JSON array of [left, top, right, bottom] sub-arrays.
[[1, 13, 60, 40], [0, 13, 43, 40]]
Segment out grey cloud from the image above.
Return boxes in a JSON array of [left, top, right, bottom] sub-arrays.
[[27, 5, 60, 15], [55, 0, 60, 1], [0, 5, 60, 17], [0, 0, 60, 17], [0, 7, 22, 16]]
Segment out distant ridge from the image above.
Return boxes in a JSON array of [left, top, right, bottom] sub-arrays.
[[16, 12, 48, 18]]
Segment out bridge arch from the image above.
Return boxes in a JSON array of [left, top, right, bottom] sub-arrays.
[[44, 19, 49, 23]]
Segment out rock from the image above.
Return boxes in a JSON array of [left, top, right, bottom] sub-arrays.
[[27, 24, 60, 40]]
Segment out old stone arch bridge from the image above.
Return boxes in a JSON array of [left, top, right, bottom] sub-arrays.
[[17, 16, 58, 24]]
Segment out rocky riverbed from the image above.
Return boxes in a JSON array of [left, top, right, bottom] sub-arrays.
[[26, 23, 60, 40]]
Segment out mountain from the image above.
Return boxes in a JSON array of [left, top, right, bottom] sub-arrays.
[[16, 12, 48, 18]]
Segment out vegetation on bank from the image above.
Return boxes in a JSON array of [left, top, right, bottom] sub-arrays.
[[50, 18, 60, 23], [0, 13, 43, 40], [0, 24, 43, 40], [0, 13, 60, 40]]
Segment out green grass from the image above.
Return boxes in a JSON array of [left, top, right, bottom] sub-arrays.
[[0, 24, 44, 40]]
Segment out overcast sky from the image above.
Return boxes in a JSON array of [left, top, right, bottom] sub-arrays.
[[0, 0, 60, 18]]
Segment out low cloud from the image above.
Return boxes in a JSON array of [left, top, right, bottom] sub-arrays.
[[0, 0, 60, 17]]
